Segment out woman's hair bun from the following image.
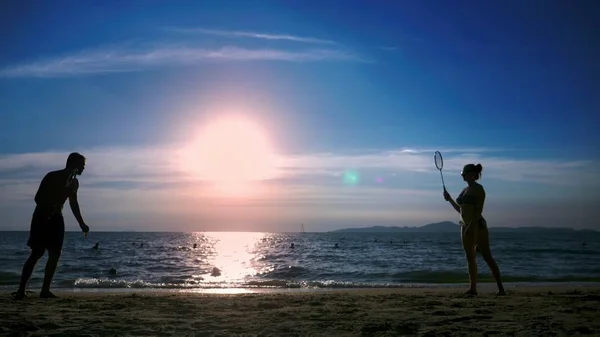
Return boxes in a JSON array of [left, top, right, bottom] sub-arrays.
[[475, 164, 483, 173]]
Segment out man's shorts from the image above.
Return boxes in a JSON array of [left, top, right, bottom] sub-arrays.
[[27, 208, 65, 253]]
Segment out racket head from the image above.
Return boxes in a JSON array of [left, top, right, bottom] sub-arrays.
[[434, 151, 444, 170]]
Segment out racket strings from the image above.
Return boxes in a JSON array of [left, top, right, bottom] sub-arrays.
[[434, 151, 444, 170], [434, 151, 446, 191]]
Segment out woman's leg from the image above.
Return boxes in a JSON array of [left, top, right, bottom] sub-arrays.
[[477, 225, 506, 295], [461, 224, 479, 295]]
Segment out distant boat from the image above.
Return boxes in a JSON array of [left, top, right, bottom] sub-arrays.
[[301, 223, 305, 234]]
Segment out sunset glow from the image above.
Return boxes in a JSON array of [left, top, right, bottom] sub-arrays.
[[182, 117, 279, 195], [1, 3, 598, 232]]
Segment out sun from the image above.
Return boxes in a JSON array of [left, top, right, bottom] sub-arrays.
[[183, 117, 278, 193]]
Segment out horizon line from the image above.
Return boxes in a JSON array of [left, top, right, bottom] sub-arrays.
[[0, 224, 595, 233]]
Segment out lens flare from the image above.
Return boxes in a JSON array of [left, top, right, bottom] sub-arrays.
[[343, 169, 360, 186]]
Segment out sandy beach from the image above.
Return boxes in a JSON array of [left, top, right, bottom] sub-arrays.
[[1, 285, 599, 337]]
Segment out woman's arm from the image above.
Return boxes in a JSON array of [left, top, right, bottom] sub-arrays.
[[445, 189, 462, 214], [448, 199, 461, 213]]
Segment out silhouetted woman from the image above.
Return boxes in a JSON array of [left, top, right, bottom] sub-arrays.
[[443, 163, 505, 296]]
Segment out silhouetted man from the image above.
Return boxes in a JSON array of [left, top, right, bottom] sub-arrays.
[[15, 152, 90, 299]]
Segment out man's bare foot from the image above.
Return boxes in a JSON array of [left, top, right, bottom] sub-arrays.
[[40, 291, 59, 299], [13, 291, 27, 300], [464, 289, 478, 296], [496, 290, 506, 296]]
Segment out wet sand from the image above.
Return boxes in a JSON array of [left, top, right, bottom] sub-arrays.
[[1, 285, 599, 336]]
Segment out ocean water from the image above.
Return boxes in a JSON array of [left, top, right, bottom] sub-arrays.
[[0, 231, 599, 291]]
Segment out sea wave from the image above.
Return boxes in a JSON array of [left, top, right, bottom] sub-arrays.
[[2, 271, 599, 290], [2, 231, 599, 291]]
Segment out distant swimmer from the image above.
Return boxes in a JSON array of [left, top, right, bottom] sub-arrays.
[[109, 268, 117, 275], [211, 267, 221, 277], [334, 243, 339, 249], [15, 153, 89, 300], [92, 242, 99, 250], [290, 243, 295, 249], [140, 243, 144, 248], [193, 243, 197, 249], [444, 163, 505, 296]]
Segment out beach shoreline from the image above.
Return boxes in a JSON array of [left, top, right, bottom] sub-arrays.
[[2, 285, 599, 336], [3, 280, 600, 295]]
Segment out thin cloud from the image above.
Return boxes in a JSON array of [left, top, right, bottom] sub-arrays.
[[1, 145, 597, 187], [398, 147, 532, 154], [165, 27, 338, 45], [1, 146, 598, 230], [0, 46, 364, 78], [281, 150, 598, 186]]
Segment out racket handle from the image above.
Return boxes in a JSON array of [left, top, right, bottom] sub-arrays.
[[439, 172, 446, 190]]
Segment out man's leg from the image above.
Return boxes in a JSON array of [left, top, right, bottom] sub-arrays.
[[40, 214, 65, 298], [40, 248, 61, 298], [15, 248, 45, 299]]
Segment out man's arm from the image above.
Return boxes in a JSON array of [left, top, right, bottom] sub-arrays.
[[68, 180, 86, 226]]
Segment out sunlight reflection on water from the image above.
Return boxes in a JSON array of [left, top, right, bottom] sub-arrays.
[[1, 231, 598, 290], [200, 232, 272, 285]]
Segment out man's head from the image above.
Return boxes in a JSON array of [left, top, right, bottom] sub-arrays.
[[66, 152, 86, 175]]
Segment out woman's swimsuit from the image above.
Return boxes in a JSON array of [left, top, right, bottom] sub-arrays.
[[456, 184, 487, 229]]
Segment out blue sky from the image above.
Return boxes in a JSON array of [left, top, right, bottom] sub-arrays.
[[1, 0, 599, 231]]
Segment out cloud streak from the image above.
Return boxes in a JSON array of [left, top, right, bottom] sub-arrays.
[[278, 150, 598, 186], [1, 145, 599, 230], [0, 46, 364, 78], [165, 28, 338, 45], [1, 145, 597, 187]]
